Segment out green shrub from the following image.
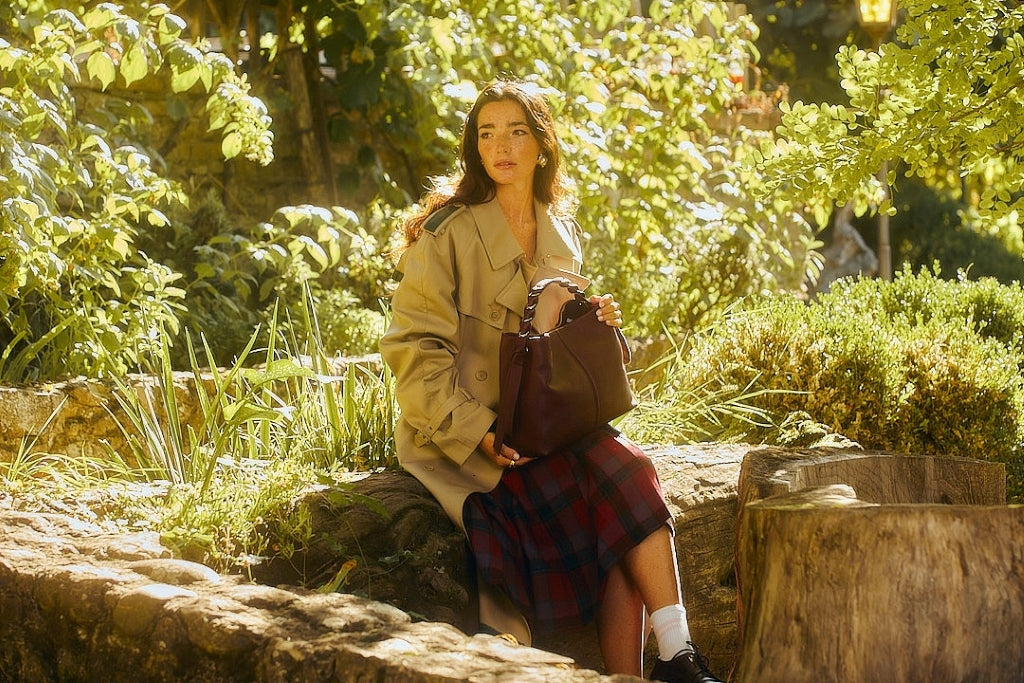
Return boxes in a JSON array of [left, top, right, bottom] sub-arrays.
[[309, 289, 386, 357], [0, 3, 272, 382], [679, 267, 1024, 501], [138, 194, 393, 368]]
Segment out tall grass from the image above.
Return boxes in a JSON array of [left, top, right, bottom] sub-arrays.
[[619, 332, 800, 446], [0, 290, 399, 572], [105, 297, 397, 488]]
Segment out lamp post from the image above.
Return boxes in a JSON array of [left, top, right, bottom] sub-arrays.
[[855, 0, 898, 281], [856, 0, 899, 46]]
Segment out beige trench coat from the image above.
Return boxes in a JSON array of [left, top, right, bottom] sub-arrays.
[[379, 196, 587, 641]]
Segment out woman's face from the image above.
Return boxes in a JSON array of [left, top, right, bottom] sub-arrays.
[[476, 99, 542, 190]]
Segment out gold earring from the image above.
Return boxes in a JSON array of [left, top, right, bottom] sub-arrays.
[[537, 153, 548, 168]]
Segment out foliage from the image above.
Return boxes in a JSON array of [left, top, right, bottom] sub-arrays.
[[619, 335, 778, 445], [304, 288, 386, 357], [757, 0, 1024, 232], [138, 194, 393, 367], [678, 267, 1024, 500], [0, 1, 272, 381], [889, 180, 1024, 285], [301, 0, 820, 335], [746, 0, 864, 105], [49, 295, 398, 570], [108, 300, 398, 491]]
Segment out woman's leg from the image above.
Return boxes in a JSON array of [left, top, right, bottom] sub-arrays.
[[621, 524, 682, 613], [597, 562, 646, 676], [616, 525, 724, 682]]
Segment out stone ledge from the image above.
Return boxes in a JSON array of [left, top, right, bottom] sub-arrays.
[[0, 510, 629, 682], [0, 442, 751, 681]]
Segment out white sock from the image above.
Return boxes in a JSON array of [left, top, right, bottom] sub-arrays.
[[649, 604, 692, 661]]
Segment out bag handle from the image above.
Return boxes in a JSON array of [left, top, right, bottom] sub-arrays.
[[493, 278, 629, 456], [523, 277, 630, 364], [517, 277, 584, 337]]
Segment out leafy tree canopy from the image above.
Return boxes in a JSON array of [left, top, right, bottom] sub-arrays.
[[305, 0, 819, 333], [2, 0, 825, 381], [758, 0, 1024, 230]]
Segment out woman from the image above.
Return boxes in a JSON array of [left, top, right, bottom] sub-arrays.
[[379, 78, 721, 683]]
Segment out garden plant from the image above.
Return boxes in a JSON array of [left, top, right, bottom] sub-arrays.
[[1, 0, 1022, 588]]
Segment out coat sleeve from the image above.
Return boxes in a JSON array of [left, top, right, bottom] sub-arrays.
[[379, 230, 496, 467]]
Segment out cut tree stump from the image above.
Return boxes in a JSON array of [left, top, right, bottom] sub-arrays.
[[736, 447, 1006, 509], [734, 449, 1021, 683]]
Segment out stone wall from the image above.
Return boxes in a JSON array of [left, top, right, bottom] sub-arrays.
[[0, 357, 378, 466], [0, 373, 750, 680], [0, 448, 749, 681], [0, 374, 205, 467], [0, 509, 614, 682]]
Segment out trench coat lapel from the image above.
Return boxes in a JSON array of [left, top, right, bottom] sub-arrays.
[[470, 199, 528, 318], [535, 202, 584, 271], [470, 197, 583, 321]]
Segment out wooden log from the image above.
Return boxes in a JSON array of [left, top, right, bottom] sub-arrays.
[[736, 447, 1006, 509], [735, 485, 1024, 683], [734, 448, 1007, 652]]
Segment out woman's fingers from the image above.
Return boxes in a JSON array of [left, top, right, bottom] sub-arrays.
[[499, 447, 521, 468], [591, 293, 623, 327], [482, 432, 524, 468]]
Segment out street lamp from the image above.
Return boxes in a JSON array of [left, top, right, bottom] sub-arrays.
[[856, 0, 899, 48], [856, 0, 898, 280]]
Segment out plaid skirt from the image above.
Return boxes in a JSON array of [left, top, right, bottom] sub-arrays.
[[462, 426, 671, 635]]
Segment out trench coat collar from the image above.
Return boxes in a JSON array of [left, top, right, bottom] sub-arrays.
[[470, 196, 580, 319], [468, 196, 579, 272]]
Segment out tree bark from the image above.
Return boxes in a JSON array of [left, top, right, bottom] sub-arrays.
[[278, 44, 333, 203], [734, 447, 1007, 647], [735, 485, 1024, 682], [736, 447, 1006, 510]]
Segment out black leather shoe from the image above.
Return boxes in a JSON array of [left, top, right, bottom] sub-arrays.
[[648, 642, 723, 683]]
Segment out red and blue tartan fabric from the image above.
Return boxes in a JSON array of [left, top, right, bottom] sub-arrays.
[[463, 426, 672, 634]]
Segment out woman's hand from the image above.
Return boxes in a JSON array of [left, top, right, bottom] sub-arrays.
[[480, 431, 531, 469], [590, 293, 623, 327]]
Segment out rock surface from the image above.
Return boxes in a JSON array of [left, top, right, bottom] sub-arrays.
[[0, 443, 749, 681], [0, 370, 748, 680], [0, 509, 623, 682]]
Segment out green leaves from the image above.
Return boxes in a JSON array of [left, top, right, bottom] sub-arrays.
[[760, 0, 1024, 228], [330, 0, 811, 335], [86, 50, 116, 89], [0, 2, 273, 381], [166, 42, 204, 91]]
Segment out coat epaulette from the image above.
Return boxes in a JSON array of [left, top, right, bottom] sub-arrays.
[[423, 204, 463, 234]]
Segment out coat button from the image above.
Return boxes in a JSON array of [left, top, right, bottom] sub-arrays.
[[489, 310, 500, 321], [475, 370, 487, 381]]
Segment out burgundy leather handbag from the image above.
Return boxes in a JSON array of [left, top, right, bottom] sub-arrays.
[[493, 277, 635, 458]]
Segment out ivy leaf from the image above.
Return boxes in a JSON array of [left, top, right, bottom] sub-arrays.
[[120, 41, 148, 86], [158, 14, 187, 44], [81, 3, 119, 31], [171, 65, 200, 91], [146, 208, 169, 227]]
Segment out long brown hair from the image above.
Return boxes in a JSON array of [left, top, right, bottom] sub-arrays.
[[400, 78, 576, 246]]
